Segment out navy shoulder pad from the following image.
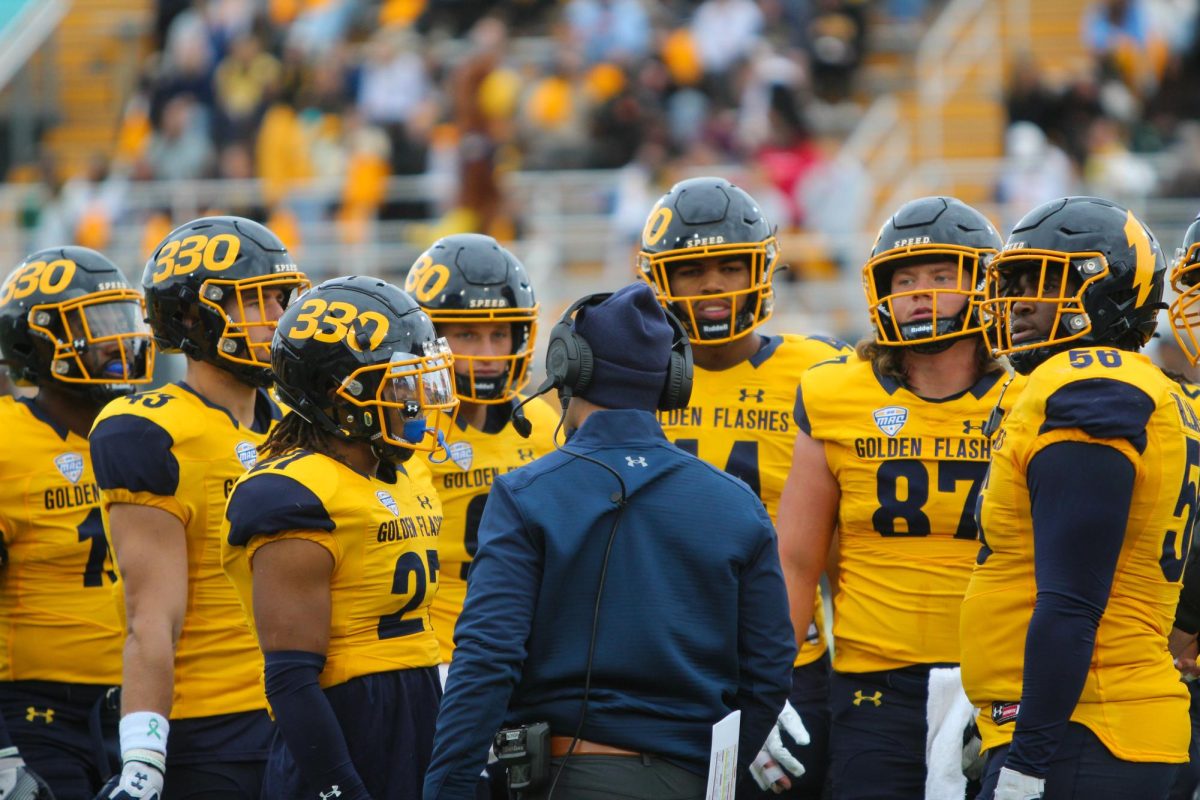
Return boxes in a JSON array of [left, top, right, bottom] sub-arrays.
[[90, 415, 180, 496], [1039, 377, 1155, 454], [226, 472, 335, 547]]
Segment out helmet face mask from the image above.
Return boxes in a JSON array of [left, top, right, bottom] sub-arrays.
[[0, 247, 155, 403], [637, 177, 777, 344], [144, 216, 310, 387], [407, 234, 538, 404], [1169, 221, 1200, 366], [863, 197, 1002, 352], [644, 240, 778, 344], [981, 197, 1165, 374], [273, 276, 460, 463]]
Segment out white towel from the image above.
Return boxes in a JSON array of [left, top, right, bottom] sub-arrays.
[[925, 666, 975, 800]]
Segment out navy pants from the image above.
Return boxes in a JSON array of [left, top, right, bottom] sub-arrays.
[[978, 722, 1178, 799], [1169, 681, 1200, 800], [0, 680, 118, 800], [743, 655, 831, 799], [164, 709, 273, 800], [263, 667, 441, 800], [829, 664, 975, 800]]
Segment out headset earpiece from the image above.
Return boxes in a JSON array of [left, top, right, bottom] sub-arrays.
[[657, 307, 694, 411], [543, 294, 608, 398]]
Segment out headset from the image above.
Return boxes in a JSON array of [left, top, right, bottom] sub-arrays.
[[512, 292, 694, 437]]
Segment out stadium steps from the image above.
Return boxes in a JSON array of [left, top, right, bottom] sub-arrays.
[[38, 0, 152, 178], [853, 0, 1089, 222]]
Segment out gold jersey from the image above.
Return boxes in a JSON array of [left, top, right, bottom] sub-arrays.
[[0, 397, 121, 683], [222, 450, 444, 686], [89, 382, 280, 719], [658, 333, 850, 666], [799, 356, 1020, 673], [961, 348, 1195, 763], [425, 399, 558, 661]]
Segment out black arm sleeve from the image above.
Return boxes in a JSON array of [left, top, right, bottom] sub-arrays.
[[1005, 441, 1135, 778]]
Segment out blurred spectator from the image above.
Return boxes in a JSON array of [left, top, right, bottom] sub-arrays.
[[1082, 0, 1168, 93], [995, 122, 1077, 231], [797, 133, 870, 272], [802, 0, 867, 103], [357, 28, 430, 127], [146, 95, 215, 180], [1005, 52, 1059, 133], [214, 32, 282, 145], [691, 0, 764, 81], [563, 0, 652, 65], [452, 16, 512, 236], [752, 85, 820, 229], [1083, 115, 1157, 201]]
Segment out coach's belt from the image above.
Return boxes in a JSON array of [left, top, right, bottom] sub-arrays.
[[550, 736, 641, 757]]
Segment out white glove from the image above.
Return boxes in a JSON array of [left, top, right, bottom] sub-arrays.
[[95, 749, 165, 800], [0, 746, 55, 799], [748, 701, 810, 792], [993, 766, 1044, 800]]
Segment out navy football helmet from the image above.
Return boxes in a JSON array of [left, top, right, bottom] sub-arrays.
[[638, 177, 778, 343], [143, 216, 310, 387], [407, 233, 537, 404], [0, 246, 153, 403], [863, 196, 1002, 353], [981, 196, 1165, 374], [272, 276, 459, 462]]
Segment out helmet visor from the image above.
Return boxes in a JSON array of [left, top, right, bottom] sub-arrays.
[[32, 289, 156, 385]]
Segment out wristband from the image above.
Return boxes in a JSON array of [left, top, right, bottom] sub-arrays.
[[120, 711, 170, 756]]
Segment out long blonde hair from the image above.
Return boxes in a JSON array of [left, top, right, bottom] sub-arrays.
[[854, 336, 1002, 384]]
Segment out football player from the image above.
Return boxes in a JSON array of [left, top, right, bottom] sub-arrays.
[[774, 197, 1012, 798], [961, 196, 1192, 798], [0, 247, 154, 798], [88, 217, 310, 800], [222, 276, 457, 799], [639, 176, 849, 797], [405, 233, 558, 674]]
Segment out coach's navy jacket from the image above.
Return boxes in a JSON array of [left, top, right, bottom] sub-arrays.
[[423, 409, 795, 800]]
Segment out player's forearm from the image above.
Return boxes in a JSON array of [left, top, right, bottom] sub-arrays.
[[121, 616, 179, 716]]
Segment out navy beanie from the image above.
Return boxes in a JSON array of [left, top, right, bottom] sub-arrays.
[[573, 282, 673, 411]]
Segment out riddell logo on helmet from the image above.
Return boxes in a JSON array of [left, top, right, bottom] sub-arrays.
[[892, 236, 930, 247], [685, 235, 725, 247]]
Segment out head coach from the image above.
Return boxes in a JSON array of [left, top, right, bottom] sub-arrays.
[[422, 282, 796, 800]]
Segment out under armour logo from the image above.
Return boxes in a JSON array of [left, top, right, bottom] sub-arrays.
[[738, 388, 765, 403], [517, 447, 535, 462], [319, 787, 342, 799], [25, 707, 54, 723], [130, 771, 148, 790], [962, 419, 987, 435], [852, 690, 882, 707], [625, 456, 648, 467], [417, 495, 433, 510]]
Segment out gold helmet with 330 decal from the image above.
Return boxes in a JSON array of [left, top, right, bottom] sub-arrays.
[[0, 245, 154, 403], [980, 196, 1166, 374], [272, 276, 460, 463], [407, 233, 538, 404], [142, 216, 310, 386], [638, 176, 778, 344]]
